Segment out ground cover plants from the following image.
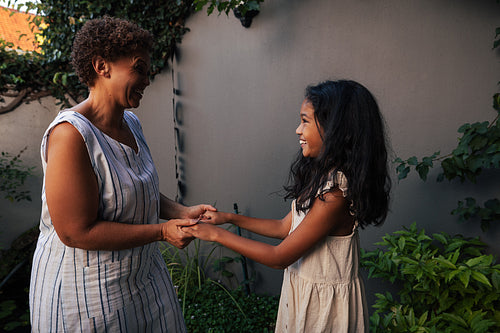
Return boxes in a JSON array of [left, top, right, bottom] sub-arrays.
[[161, 239, 278, 332]]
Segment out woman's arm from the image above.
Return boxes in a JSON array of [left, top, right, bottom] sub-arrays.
[[159, 194, 216, 220], [185, 190, 353, 269], [45, 122, 195, 250]]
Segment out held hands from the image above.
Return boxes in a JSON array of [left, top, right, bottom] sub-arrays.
[[182, 222, 221, 242], [182, 204, 217, 220], [197, 211, 229, 225], [182, 210, 231, 242], [160, 219, 198, 249], [160, 203, 217, 249]]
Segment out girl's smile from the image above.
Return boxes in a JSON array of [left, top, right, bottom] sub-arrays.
[[296, 99, 323, 158]]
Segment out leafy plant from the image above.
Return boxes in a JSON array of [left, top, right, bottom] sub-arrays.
[[161, 239, 218, 312], [394, 79, 500, 231], [192, 0, 263, 16], [1, 0, 264, 110], [0, 299, 29, 332], [1, 0, 195, 108], [182, 280, 278, 332], [0, 148, 33, 203], [161, 238, 278, 332], [361, 222, 500, 332], [0, 227, 39, 332]]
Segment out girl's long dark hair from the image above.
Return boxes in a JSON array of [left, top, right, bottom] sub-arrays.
[[284, 80, 391, 228]]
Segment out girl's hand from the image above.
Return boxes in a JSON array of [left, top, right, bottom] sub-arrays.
[[182, 223, 221, 242], [198, 211, 229, 225], [183, 204, 217, 220]]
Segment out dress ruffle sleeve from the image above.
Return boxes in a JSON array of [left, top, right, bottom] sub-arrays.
[[317, 170, 349, 197]]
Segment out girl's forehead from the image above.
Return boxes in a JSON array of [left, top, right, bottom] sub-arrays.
[[300, 99, 315, 116]]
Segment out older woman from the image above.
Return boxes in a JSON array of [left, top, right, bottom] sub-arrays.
[[29, 16, 213, 332]]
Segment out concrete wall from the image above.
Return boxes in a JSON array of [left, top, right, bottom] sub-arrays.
[[137, 0, 500, 298], [0, 96, 60, 248], [1, 0, 499, 307]]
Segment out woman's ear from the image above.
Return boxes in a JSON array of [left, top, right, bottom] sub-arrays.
[[92, 56, 110, 78]]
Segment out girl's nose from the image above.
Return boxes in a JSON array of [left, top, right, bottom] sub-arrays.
[[296, 124, 302, 135]]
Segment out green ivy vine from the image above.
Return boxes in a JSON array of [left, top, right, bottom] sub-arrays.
[[394, 31, 500, 231], [193, 0, 263, 16], [0, 0, 262, 110]]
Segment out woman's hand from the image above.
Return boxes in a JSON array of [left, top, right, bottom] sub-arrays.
[[182, 222, 221, 242], [182, 204, 217, 220], [161, 219, 199, 249], [198, 211, 229, 225]]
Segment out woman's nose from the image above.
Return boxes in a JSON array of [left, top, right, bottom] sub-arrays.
[[296, 124, 302, 135]]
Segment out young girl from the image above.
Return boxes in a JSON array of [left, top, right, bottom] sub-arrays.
[[185, 80, 391, 332]]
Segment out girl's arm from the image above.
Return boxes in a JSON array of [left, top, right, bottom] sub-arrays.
[[45, 122, 197, 250], [185, 190, 354, 269], [201, 210, 292, 240]]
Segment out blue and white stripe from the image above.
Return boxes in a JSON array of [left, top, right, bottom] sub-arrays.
[[30, 110, 185, 332]]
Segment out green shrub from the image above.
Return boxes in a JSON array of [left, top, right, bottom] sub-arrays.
[[361, 222, 500, 332], [182, 280, 278, 332], [161, 240, 278, 332], [0, 148, 33, 203]]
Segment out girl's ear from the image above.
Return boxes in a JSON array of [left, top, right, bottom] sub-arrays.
[[92, 56, 110, 78]]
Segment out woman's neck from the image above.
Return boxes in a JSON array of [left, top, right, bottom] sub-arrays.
[[76, 90, 125, 132]]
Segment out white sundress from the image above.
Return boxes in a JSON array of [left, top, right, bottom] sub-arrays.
[[29, 110, 186, 332], [275, 171, 369, 333]]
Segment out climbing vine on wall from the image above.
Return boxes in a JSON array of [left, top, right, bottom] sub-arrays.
[[394, 28, 500, 231], [0, 0, 263, 111]]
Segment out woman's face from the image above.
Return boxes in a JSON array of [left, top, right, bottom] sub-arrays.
[[107, 51, 151, 109], [296, 99, 324, 158]]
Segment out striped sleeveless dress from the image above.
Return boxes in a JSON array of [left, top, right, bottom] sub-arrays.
[[29, 110, 186, 332]]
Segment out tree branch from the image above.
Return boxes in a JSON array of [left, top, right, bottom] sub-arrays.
[[0, 89, 28, 115]]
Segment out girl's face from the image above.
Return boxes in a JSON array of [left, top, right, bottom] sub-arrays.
[[296, 99, 323, 158]]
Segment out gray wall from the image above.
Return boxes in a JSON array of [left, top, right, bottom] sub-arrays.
[[1, 0, 499, 307], [137, 0, 500, 298], [0, 97, 59, 248]]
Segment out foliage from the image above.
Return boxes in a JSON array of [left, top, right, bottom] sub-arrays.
[[0, 38, 52, 100], [1, 0, 194, 108], [161, 239, 278, 332], [0, 299, 30, 331], [0, 0, 264, 109], [161, 239, 219, 313], [0, 148, 33, 203], [0, 227, 38, 332], [394, 88, 500, 231], [394, 24, 500, 231], [361, 222, 500, 333], [193, 0, 263, 16], [183, 280, 278, 332]]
